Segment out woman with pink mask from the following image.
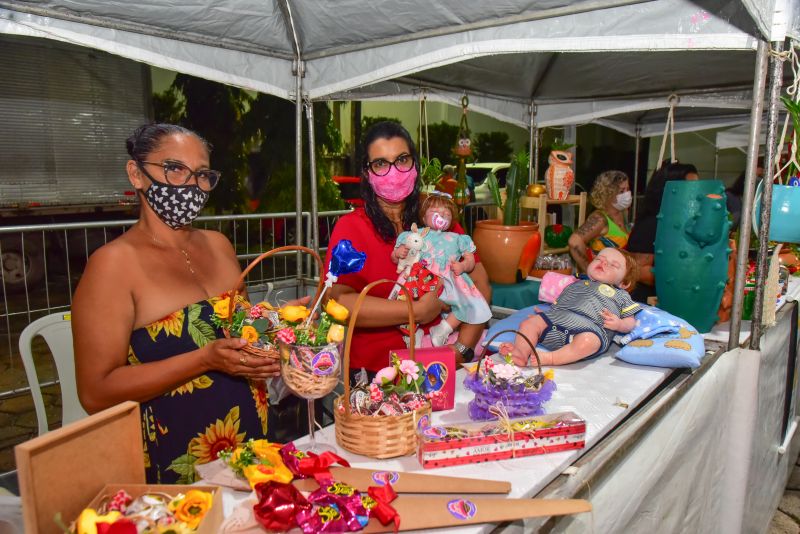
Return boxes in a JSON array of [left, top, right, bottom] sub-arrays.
[[499, 247, 640, 366], [325, 122, 492, 372], [391, 193, 491, 347]]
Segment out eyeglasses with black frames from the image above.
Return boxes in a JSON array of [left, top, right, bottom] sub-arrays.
[[366, 153, 415, 176], [137, 160, 221, 191]]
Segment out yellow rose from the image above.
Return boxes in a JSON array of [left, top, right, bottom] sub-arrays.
[[213, 298, 231, 320], [279, 305, 310, 323], [77, 509, 121, 534], [325, 299, 350, 323], [169, 490, 213, 530], [240, 325, 259, 343], [544, 369, 555, 381], [327, 323, 345, 343]]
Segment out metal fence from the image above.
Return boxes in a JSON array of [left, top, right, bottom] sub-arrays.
[[0, 202, 496, 402], [0, 210, 349, 400]]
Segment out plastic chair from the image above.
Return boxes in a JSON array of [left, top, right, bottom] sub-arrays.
[[17, 312, 87, 435]]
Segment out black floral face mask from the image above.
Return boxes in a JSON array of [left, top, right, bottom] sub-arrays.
[[142, 181, 209, 229]]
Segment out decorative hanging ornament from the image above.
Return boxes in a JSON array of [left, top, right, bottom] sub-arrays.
[[454, 96, 472, 207]]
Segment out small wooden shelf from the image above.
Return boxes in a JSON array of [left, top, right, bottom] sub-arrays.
[[519, 192, 588, 257]]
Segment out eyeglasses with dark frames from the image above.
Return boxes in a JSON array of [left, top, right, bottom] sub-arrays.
[[137, 159, 221, 191], [366, 153, 415, 176]]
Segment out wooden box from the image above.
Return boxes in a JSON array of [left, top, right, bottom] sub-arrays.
[[14, 401, 221, 533]]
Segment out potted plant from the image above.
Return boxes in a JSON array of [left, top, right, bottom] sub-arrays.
[[419, 155, 443, 194], [472, 151, 541, 284], [752, 96, 800, 244]]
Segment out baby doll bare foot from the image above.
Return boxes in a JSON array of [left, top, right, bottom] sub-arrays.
[[498, 342, 528, 366]]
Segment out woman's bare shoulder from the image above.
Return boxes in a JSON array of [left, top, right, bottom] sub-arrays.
[[195, 228, 235, 252]]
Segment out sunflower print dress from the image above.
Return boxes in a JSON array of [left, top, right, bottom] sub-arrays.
[[128, 295, 269, 484]]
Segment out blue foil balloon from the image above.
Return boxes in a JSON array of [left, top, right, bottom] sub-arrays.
[[329, 240, 366, 277]]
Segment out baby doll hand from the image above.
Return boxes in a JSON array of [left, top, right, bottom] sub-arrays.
[[601, 309, 623, 330], [450, 259, 464, 276]]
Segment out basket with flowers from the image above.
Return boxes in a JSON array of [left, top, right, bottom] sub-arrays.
[[463, 329, 556, 420], [334, 279, 432, 459], [211, 245, 326, 360]]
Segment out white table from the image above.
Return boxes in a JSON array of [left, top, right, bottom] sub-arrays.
[[223, 352, 672, 533]]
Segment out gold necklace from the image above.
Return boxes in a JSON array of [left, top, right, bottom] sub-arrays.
[[138, 226, 196, 275]]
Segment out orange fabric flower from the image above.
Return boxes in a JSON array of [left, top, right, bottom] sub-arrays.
[[213, 298, 231, 320], [169, 489, 213, 529], [240, 325, 259, 343]]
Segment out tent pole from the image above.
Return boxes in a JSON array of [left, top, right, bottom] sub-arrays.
[[714, 148, 719, 178], [749, 41, 785, 350], [728, 40, 769, 351], [305, 99, 320, 261], [633, 124, 641, 221], [529, 103, 537, 184], [294, 60, 305, 284]]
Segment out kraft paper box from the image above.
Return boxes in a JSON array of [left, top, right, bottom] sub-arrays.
[[391, 346, 456, 411], [418, 411, 586, 468], [14, 401, 222, 534]]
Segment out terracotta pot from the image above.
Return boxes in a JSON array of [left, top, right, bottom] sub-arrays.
[[472, 220, 539, 284]]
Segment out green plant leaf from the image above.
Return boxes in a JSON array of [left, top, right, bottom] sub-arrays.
[[486, 171, 503, 210], [252, 318, 269, 331], [167, 453, 198, 483]]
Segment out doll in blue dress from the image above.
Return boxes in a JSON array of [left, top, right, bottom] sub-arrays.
[[392, 193, 492, 346]]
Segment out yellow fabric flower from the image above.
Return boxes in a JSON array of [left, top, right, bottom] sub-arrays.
[[544, 369, 555, 381], [213, 298, 231, 319], [169, 489, 213, 530], [242, 461, 294, 489], [327, 323, 345, 343], [240, 325, 259, 343], [279, 305, 310, 323], [325, 299, 350, 323], [146, 310, 185, 341], [76, 509, 121, 534]]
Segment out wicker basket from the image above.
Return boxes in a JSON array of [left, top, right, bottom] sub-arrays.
[[223, 245, 324, 359], [464, 329, 555, 420], [334, 279, 431, 458]]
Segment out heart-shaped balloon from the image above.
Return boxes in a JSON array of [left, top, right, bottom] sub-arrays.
[[328, 240, 366, 277]]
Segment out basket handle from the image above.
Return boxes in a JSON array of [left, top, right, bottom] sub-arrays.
[[225, 245, 324, 329], [342, 279, 416, 413], [478, 329, 543, 376]]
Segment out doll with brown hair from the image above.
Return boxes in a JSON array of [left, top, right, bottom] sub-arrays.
[[392, 192, 492, 346], [499, 247, 641, 366]]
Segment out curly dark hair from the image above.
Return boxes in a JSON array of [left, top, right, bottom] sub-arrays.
[[360, 121, 421, 243]]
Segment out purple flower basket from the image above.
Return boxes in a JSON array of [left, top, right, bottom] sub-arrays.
[[463, 372, 556, 420], [465, 328, 556, 420]]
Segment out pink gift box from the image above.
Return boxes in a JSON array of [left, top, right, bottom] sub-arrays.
[[391, 346, 456, 411], [417, 411, 586, 468]]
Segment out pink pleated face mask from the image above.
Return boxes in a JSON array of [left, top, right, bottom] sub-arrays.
[[367, 166, 417, 203]]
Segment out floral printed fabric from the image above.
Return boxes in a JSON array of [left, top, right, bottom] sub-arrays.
[[128, 296, 269, 483]]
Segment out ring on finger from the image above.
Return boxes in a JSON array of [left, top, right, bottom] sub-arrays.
[[239, 355, 247, 364]]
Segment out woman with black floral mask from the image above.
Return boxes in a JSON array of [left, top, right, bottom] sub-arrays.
[[72, 123, 306, 483]]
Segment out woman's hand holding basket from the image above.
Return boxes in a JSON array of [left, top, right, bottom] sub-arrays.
[[200, 337, 281, 379]]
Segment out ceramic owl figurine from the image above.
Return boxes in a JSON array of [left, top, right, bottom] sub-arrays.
[[545, 150, 575, 200]]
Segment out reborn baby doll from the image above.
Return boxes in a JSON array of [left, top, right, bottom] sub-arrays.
[[392, 193, 491, 346], [499, 247, 640, 366]]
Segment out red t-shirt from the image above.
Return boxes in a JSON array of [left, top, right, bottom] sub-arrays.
[[324, 208, 474, 371]]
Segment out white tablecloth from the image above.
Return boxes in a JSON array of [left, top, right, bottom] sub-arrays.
[[222, 352, 672, 532]]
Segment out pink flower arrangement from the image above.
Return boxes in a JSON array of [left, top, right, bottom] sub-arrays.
[[398, 360, 420, 384], [276, 328, 296, 344], [373, 366, 397, 386]]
